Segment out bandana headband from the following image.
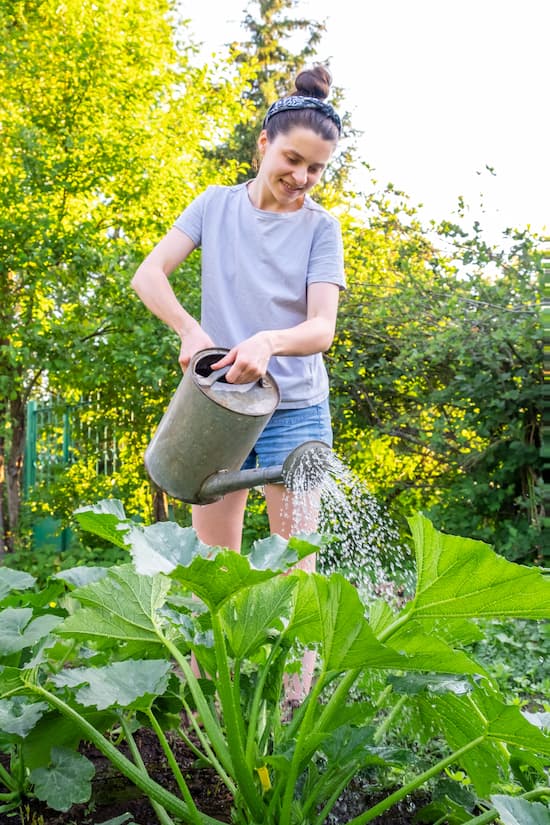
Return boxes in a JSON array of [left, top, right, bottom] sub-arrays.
[[263, 95, 342, 134]]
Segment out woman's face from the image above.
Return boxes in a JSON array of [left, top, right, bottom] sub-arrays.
[[255, 126, 336, 210]]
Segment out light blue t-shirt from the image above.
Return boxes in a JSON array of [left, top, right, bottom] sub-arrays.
[[174, 182, 345, 409]]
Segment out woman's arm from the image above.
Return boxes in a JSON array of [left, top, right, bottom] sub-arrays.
[[131, 227, 214, 369], [212, 282, 340, 383]]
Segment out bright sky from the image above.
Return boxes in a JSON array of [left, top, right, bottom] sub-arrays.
[[185, 0, 548, 239]]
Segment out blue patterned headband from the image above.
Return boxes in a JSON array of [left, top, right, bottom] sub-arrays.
[[263, 95, 342, 135]]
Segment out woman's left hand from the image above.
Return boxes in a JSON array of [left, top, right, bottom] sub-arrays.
[[210, 332, 274, 383]]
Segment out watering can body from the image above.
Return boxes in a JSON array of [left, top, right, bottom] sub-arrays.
[[145, 348, 281, 504]]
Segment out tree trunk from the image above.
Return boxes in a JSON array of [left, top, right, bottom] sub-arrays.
[[152, 485, 169, 522], [0, 433, 6, 556], [5, 397, 26, 553]]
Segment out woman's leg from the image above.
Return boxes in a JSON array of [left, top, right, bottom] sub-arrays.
[[191, 488, 249, 551], [264, 483, 321, 702]]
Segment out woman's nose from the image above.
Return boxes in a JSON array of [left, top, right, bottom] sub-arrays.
[[292, 166, 308, 186]]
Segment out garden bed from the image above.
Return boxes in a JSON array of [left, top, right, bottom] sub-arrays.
[[0, 727, 428, 825]]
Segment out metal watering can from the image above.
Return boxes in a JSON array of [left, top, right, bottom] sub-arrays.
[[144, 348, 332, 504]]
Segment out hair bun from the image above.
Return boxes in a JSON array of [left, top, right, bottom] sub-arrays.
[[293, 65, 332, 101]]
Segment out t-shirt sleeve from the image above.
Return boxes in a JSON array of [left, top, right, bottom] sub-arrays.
[[173, 187, 213, 246], [307, 215, 346, 290]]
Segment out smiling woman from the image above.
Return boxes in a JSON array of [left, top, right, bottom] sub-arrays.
[[131, 64, 346, 701]]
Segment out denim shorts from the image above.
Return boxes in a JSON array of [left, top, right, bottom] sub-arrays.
[[240, 397, 333, 470]]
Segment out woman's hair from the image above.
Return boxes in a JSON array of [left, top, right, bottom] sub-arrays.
[[264, 65, 340, 143]]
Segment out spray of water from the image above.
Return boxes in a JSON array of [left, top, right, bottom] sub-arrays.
[[284, 448, 415, 607]]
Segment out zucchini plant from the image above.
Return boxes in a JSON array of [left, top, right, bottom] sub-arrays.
[[0, 500, 549, 823]]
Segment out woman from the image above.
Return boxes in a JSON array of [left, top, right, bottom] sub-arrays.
[[132, 64, 345, 698]]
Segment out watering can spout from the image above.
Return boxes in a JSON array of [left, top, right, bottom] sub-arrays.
[[197, 440, 333, 503]]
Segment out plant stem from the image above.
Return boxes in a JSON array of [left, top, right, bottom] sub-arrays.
[[178, 699, 237, 796], [146, 709, 205, 825], [210, 611, 265, 822], [345, 735, 487, 825], [232, 658, 247, 746], [245, 637, 283, 767], [28, 681, 222, 825], [316, 668, 360, 731], [463, 787, 550, 824], [161, 634, 233, 775], [0, 763, 16, 792], [310, 768, 356, 825], [373, 694, 407, 744], [280, 670, 327, 824], [120, 716, 176, 825], [376, 609, 412, 643]]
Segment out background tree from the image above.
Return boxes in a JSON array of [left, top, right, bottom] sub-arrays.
[[0, 0, 252, 552], [211, 0, 357, 190], [329, 181, 543, 562]]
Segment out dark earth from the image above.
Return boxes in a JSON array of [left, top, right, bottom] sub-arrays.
[[0, 728, 429, 824]]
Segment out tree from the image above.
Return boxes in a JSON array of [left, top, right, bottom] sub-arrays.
[[0, 0, 251, 552], [210, 0, 357, 190], [329, 181, 543, 562]]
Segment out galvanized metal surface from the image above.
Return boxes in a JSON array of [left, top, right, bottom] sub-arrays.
[[144, 348, 280, 503]]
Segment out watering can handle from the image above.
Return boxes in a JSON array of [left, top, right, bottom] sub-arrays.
[[196, 365, 231, 387], [196, 366, 272, 391]]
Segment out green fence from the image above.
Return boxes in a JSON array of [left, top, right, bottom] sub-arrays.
[[24, 399, 121, 550]]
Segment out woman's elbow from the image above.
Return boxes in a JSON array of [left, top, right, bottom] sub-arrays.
[[319, 325, 336, 352], [131, 264, 155, 296]]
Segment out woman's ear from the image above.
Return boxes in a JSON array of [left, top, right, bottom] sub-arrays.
[[257, 129, 268, 156]]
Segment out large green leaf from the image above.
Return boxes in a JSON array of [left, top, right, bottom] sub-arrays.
[[287, 572, 483, 675], [0, 608, 62, 655], [0, 666, 26, 697], [321, 725, 412, 770], [55, 566, 109, 588], [52, 659, 171, 710], [23, 708, 117, 770], [57, 565, 170, 648], [409, 514, 550, 619], [491, 795, 550, 825], [0, 696, 48, 737], [126, 521, 212, 575], [247, 533, 324, 570], [29, 746, 95, 811], [429, 689, 550, 797], [384, 621, 484, 675], [221, 576, 297, 658], [422, 692, 507, 797], [388, 673, 472, 697], [0, 568, 36, 602], [74, 499, 130, 549], [170, 550, 280, 611]]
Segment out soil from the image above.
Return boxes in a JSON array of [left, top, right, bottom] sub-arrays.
[[0, 728, 429, 825]]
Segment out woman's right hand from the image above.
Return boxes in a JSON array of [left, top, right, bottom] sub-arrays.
[[178, 322, 215, 372]]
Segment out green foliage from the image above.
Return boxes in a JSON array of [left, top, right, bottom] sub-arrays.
[[330, 184, 543, 562], [0, 0, 253, 549], [1, 500, 549, 822], [29, 746, 95, 812]]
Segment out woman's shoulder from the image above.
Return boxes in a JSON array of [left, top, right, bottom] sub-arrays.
[[202, 182, 247, 201], [302, 195, 341, 227]]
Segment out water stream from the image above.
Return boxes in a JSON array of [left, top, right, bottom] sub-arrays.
[[283, 449, 415, 606]]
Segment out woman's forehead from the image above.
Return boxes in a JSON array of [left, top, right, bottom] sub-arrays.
[[270, 127, 336, 162]]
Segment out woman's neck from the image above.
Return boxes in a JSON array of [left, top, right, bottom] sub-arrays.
[[246, 179, 305, 213]]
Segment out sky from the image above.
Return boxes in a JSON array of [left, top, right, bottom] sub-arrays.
[[185, 0, 548, 240]]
